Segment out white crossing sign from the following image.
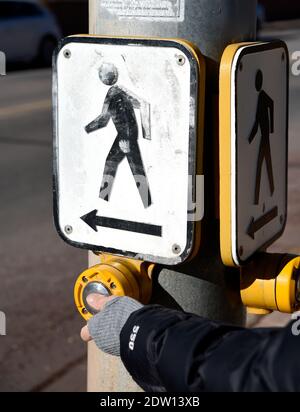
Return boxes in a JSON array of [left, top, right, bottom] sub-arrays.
[[220, 41, 289, 267], [53, 36, 205, 265]]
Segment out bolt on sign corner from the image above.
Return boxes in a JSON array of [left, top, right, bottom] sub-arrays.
[[53, 36, 205, 265], [220, 41, 289, 267]]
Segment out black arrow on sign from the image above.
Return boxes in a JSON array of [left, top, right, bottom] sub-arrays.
[[81, 210, 162, 237], [247, 206, 278, 240]]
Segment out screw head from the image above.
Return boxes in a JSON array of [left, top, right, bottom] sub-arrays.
[[63, 49, 71, 59], [82, 276, 88, 283], [172, 244, 181, 255], [110, 282, 117, 290], [64, 225, 73, 235], [176, 55, 186, 66], [82, 308, 88, 315]]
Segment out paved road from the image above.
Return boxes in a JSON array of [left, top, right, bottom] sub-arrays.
[[0, 69, 87, 391], [0, 25, 300, 391]]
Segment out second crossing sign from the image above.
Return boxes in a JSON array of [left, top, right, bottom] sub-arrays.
[[220, 41, 289, 267]]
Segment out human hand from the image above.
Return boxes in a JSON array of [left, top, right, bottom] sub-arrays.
[[80, 294, 115, 342], [80, 294, 143, 356]]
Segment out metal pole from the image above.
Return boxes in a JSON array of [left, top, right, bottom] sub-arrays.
[[87, 0, 257, 392]]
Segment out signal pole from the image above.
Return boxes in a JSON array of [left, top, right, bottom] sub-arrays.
[[87, 0, 257, 392]]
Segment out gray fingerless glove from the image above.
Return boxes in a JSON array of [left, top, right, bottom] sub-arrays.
[[88, 296, 143, 357]]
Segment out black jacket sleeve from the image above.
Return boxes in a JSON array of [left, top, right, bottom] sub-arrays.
[[120, 305, 300, 392]]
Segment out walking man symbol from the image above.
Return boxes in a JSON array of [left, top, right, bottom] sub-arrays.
[[248, 70, 275, 205], [85, 63, 152, 208]]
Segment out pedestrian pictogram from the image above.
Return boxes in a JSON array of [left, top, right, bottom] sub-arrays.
[[220, 41, 289, 267], [249, 70, 275, 206], [53, 36, 206, 265], [85, 63, 152, 209]]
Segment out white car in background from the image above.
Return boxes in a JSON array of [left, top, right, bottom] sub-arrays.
[[0, 0, 61, 66]]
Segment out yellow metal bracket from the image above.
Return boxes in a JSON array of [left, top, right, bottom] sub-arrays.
[[241, 253, 300, 314]]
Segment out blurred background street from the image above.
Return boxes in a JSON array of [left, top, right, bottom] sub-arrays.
[[0, 0, 300, 391], [0, 68, 87, 392]]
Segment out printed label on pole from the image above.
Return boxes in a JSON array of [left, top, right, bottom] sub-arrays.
[[53, 36, 205, 265], [100, 0, 185, 21]]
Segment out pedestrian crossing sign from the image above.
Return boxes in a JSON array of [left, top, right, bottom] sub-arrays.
[[53, 36, 205, 265], [220, 41, 289, 267]]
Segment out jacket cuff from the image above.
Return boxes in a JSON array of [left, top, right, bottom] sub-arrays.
[[120, 305, 168, 391], [120, 305, 240, 392]]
